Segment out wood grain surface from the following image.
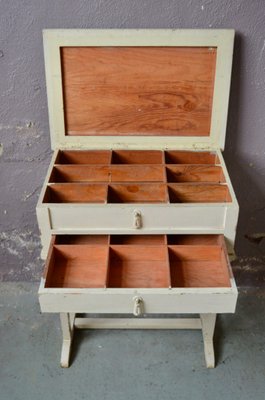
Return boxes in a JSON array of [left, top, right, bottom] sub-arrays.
[[61, 47, 216, 136]]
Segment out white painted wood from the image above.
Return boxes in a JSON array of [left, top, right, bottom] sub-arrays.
[[74, 317, 202, 330], [200, 313, 217, 368], [60, 313, 75, 368], [36, 150, 59, 207], [36, 150, 58, 258], [43, 29, 234, 151], [39, 285, 237, 315], [37, 29, 239, 369], [36, 207, 51, 259]]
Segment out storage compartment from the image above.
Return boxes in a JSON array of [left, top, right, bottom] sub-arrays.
[[110, 165, 165, 182], [168, 184, 231, 203], [43, 234, 233, 289], [111, 150, 164, 164], [45, 245, 109, 288], [44, 151, 232, 205], [43, 184, 108, 203], [165, 151, 219, 164], [169, 245, 231, 288], [107, 184, 168, 203], [49, 165, 110, 183], [107, 246, 170, 288], [166, 165, 224, 183], [55, 150, 112, 164]]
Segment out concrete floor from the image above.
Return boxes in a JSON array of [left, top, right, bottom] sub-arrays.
[[0, 283, 265, 400]]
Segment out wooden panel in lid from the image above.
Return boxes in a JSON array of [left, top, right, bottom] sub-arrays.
[[61, 46, 217, 137], [43, 29, 234, 149]]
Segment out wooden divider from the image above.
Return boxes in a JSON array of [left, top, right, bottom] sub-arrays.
[[45, 150, 231, 203], [107, 183, 169, 203], [43, 184, 108, 203], [111, 150, 164, 164], [44, 235, 231, 290]]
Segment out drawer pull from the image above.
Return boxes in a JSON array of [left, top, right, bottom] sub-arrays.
[[133, 210, 142, 229], [133, 296, 144, 316]]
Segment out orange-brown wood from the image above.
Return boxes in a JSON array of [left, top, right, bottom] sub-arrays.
[[168, 183, 232, 203], [44, 182, 232, 203], [107, 246, 170, 288], [166, 165, 225, 183], [49, 165, 165, 183], [61, 47, 217, 137], [168, 245, 222, 261], [44, 235, 232, 289], [44, 184, 108, 203], [110, 165, 165, 182], [45, 245, 109, 288], [169, 245, 231, 288], [165, 151, 219, 164], [55, 150, 112, 164], [111, 150, 163, 164], [108, 183, 168, 203], [50, 165, 110, 182]]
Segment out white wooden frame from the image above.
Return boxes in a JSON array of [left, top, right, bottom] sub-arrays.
[[43, 29, 234, 151], [59, 313, 217, 368]]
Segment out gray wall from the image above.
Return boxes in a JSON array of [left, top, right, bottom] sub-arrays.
[[0, 0, 264, 282]]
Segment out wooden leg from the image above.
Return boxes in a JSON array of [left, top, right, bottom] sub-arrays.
[[60, 313, 75, 368], [200, 313, 217, 369]]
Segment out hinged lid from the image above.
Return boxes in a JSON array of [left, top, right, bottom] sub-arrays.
[[43, 29, 234, 150]]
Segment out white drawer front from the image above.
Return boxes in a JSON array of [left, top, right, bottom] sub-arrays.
[[48, 204, 226, 233], [39, 287, 237, 314]]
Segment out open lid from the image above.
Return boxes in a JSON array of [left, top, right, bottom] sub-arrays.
[[43, 29, 234, 150]]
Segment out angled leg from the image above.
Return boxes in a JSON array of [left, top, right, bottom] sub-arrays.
[[60, 313, 75, 368], [200, 313, 217, 368]]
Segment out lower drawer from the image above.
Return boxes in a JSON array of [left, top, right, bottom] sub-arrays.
[[39, 234, 238, 314]]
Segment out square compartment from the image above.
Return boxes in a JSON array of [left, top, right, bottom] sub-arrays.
[[165, 151, 219, 164], [166, 165, 225, 183], [168, 184, 231, 203], [45, 245, 109, 288], [107, 245, 170, 288], [108, 184, 168, 203], [111, 150, 164, 164], [43, 184, 108, 203], [169, 245, 231, 288], [55, 150, 112, 164]]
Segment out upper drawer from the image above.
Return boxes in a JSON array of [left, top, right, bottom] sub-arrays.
[[39, 234, 237, 314], [43, 150, 232, 204], [37, 149, 237, 233]]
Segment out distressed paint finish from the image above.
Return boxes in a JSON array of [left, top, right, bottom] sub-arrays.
[[0, 1, 265, 282]]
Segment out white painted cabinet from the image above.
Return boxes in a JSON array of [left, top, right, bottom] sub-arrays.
[[37, 29, 239, 368]]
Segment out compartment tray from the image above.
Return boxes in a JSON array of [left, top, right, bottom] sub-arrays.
[[44, 234, 232, 289]]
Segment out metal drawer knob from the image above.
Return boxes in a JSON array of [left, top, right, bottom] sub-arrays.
[[133, 296, 143, 316], [133, 210, 142, 229]]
